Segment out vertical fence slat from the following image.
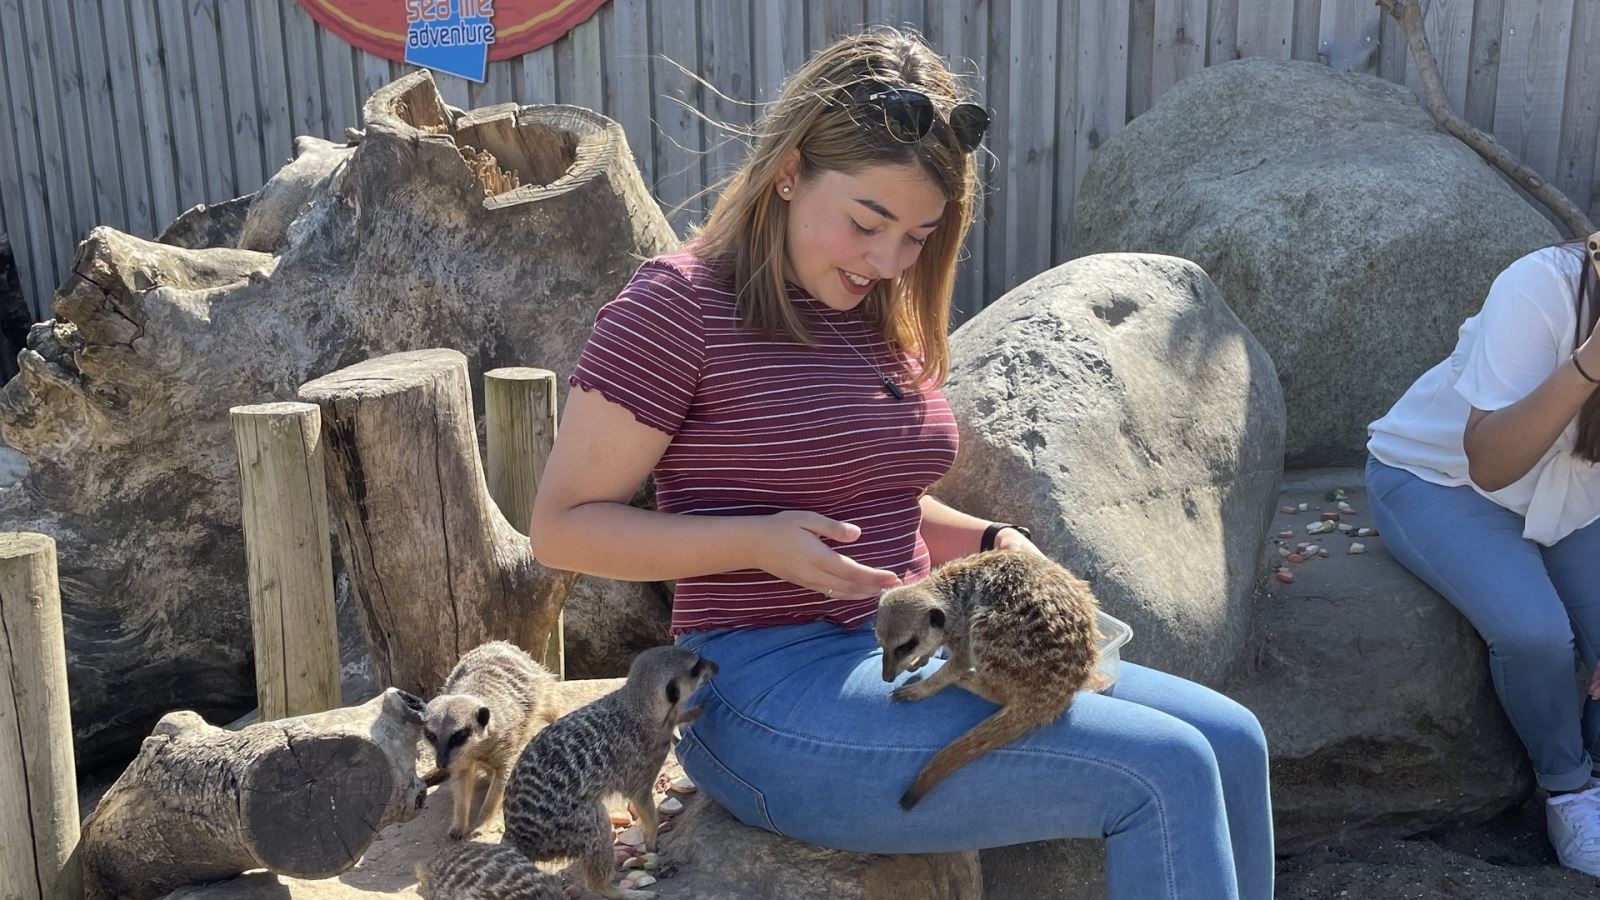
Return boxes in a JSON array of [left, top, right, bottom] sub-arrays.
[[19, 0, 74, 292], [607, 0, 656, 188], [1554, 0, 1599, 230], [650, 0, 705, 230], [1464, 0, 1507, 132], [219, 2, 268, 193], [1152, 0, 1208, 103], [1004, 0, 1058, 289], [253, 0, 296, 183], [190, 0, 238, 201], [0, 0, 47, 316], [1492, 0, 1574, 179]]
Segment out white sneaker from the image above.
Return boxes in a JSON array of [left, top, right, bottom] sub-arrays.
[[1548, 787, 1600, 877]]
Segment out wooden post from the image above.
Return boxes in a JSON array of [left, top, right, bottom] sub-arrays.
[[230, 401, 341, 720], [0, 532, 82, 900], [484, 367, 565, 678]]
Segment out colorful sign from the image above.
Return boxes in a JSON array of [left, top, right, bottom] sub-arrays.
[[299, 1, 610, 67], [405, 0, 495, 82]]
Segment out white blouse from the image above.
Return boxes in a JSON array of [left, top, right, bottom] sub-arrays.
[[1367, 245, 1597, 546]]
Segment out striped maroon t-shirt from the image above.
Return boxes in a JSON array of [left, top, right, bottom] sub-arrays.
[[569, 251, 959, 636]]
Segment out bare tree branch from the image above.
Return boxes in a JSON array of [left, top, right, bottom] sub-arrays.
[[1376, 0, 1595, 237]]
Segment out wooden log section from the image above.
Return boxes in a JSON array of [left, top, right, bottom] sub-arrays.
[[78, 688, 429, 900]]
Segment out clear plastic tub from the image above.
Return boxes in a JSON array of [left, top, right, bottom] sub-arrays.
[[1094, 609, 1133, 690]]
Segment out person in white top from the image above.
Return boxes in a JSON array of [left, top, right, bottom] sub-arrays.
[[1366, 234, 1600, 878]]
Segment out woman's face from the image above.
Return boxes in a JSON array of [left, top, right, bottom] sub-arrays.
[[777, 160, 948, 312]]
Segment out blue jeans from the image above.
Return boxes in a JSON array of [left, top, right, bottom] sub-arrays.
[[674, 619, 1273, 900], [1365, 455, 1600, 791]]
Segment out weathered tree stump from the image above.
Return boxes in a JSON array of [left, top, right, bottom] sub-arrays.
[[0, 533, 81, 900], [300, 349, 577, 699], [79, 688, 429, 900]]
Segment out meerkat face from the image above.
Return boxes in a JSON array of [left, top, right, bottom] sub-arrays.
[[875, 588, 947, 682], [629, 645, 719, 729], [421, 694, 491, 770]]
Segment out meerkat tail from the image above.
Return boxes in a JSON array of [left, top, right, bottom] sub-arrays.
[[900, 701, 1062, 811]]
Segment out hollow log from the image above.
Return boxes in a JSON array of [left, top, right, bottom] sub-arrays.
[[79, 688, 429, 900]]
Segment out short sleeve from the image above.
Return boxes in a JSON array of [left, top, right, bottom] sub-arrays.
[[1453, 253, 1573, 413], [570, 259, 706, 435]]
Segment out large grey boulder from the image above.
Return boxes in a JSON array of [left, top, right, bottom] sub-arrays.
[[1069, 58, 1560, 467], [935, 253, 1285, 686], [1227, 470, 1532, 850], [0, 71, 677, 769]]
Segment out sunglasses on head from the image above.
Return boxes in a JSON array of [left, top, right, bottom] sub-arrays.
[[850, 87, 990, 154]]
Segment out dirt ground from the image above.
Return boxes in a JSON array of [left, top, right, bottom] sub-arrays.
[[1275, 793, 1599, 899]]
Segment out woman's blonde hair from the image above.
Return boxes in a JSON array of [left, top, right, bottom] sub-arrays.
[[684, 27, 981, 390]]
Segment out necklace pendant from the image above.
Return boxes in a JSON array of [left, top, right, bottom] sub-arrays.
[[882, 377, 904, 401]]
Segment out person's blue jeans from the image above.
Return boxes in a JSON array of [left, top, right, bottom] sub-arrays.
[[1365, 455, 1600, 791], [674, 619, 1273, 900]]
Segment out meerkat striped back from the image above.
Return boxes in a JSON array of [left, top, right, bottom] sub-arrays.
[[442, 641, 553, 724], [417, 840, 565, 899]]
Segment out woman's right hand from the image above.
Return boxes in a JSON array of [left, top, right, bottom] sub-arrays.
[[754, 510, 903, 600]]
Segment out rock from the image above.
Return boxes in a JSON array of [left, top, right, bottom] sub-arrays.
[[0, 71, 677, 769], [670, 777, 696, 794], [978, 841, 1103, 900], [1225, 469, 1532, 850], [564, 576, 674, 680], [1068, 58, 1560, 467], [936, 253, 1286, 685], [656, 793, 981, 899], [658, 797, 684, 815]]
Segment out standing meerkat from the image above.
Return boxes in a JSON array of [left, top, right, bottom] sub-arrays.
[[501, 645, 717, 900], [875, 548, 1105, 810], [416, 840, 566, 899], [424, 640, 559, 839]]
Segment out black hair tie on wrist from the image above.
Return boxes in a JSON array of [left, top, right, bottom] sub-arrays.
[[981, 523, 1031, 552], [1574, 351, 1600, 385]]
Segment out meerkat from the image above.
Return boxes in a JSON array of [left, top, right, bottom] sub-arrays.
[[416, 840, 566, 900], [501, 645, 717, 900], [875, 548, 1105, 810], [424, 640, 560, 840]]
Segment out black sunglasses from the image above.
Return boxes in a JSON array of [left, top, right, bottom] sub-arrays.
[[850, 88, 990, 154]]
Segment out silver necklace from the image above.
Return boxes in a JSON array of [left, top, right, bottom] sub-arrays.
[[816, 309, 905, 400]]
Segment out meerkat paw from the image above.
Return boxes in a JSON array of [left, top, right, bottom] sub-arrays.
[[891, 681, 935, 703], [447, 824, 471, 840]]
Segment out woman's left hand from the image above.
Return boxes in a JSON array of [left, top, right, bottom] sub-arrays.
[[1589, 664, 1600, 701], [993, 527, 1046, 558]]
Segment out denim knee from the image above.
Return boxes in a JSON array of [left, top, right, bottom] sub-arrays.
[[1205, 700, 1270, 771], [1109, 717, 1223, 831], [1487, 619, 1575, 663]]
